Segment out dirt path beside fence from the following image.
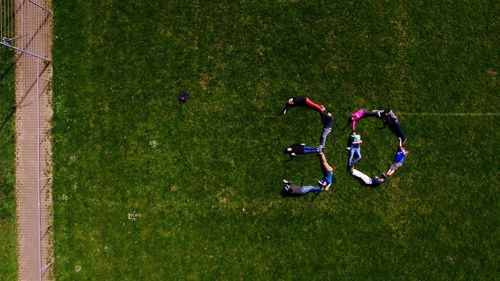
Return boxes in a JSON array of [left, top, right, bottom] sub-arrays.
[[14, 0, 53, 280]]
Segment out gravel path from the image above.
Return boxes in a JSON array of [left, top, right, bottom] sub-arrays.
[[14, 0, 53, 280]]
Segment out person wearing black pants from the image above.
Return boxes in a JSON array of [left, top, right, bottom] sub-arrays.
[[374, 109, 407, 143]]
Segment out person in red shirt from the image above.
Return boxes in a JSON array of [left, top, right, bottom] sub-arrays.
[[279, 96, 325, 115]]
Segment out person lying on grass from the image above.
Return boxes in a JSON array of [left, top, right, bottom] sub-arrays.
[[285, 143, 322, 159], [373, 109, 408, 143], [279, 96, 325, 115], [281, 152, 334, 195], [349, 167, 385, 187], [319, 109, 334, 149], [318, 152, 334, 191], [347, 131, 362, 168], [281, 179, 323, 196], [348, 108, 379, 130], [384, 138, 409, 178]]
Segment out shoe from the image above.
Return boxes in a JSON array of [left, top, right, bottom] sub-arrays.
[[280, 105, 288, 115], [346, 147, 351, 150], [287, 147, 292, 152], [290, 152, 296, 157], [283, 179, 290, 184]]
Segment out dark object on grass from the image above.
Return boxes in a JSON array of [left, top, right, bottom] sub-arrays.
[[179, 91, 189, 103]]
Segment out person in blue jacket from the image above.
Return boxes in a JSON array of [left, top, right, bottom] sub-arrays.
[[318, 152, 334, 191], [384, 138, 409, 177]]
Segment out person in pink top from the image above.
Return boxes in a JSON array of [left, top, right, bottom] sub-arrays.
[[348, 108, 378, 130]]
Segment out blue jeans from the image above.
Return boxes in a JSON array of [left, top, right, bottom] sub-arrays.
[[348, 147, 361, 166], [319, 127, 332, 148], [299, 186, 323, 194], [303, 146, 320, 154]]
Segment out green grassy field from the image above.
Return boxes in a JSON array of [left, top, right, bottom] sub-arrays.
[[0, 44, 17, 279], [52, 1, 498, 280]]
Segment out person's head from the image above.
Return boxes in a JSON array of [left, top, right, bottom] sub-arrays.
[[378, 177, 386, 183], [351, 131, 357, 135], [383, 109, 390, 115], [282, 185, 292, 194], [287, 98, 294, 105], [179, 91, 189, 103], [401, 147, 409, 154]]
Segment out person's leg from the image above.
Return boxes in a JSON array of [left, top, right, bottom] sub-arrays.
[[303, 146, 320, 154], [304, 97, 325, 112], [301, 186, 323, 193], [351, 168, 372, 185], [363, 109, 378, 117], [387, 162, 401, 176], [319, 127, 332, 148], [352, 148, 361, 164], [393, 123, 407, 143], [348, 148, 355, 166]]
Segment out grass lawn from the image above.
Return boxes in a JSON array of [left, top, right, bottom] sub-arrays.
[[0, 44, 17, 279], [52, 1, 498, 280]]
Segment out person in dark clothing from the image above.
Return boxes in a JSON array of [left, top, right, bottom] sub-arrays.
[[281, 180, 323, 196], [349, 168, 385, 187], [319, 110, 334, 148], [285, 143, 322, 158], [374, 109, 407, 143], [280, 96, 325, 115]]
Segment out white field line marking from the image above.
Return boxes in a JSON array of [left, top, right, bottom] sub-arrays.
[[398, 112, 500, 117]]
